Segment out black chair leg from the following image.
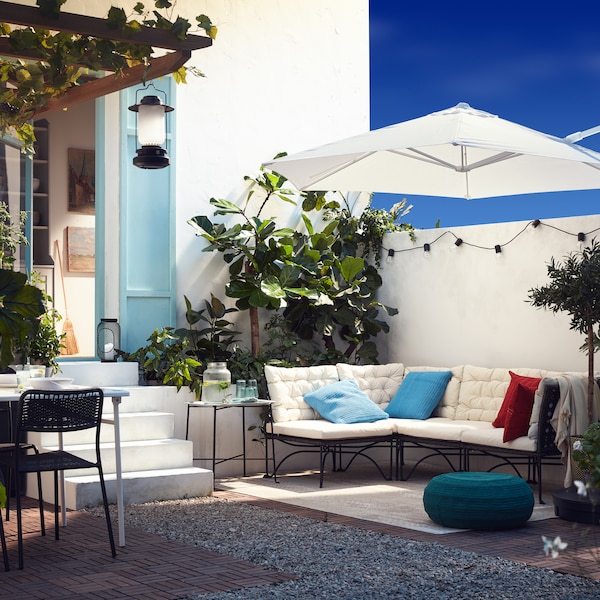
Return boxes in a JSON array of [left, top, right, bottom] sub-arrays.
[[53, 470, 59, 541], [97, 467, 116, 558], [0, 509, 8, 571], [36, 470, 45, 536], [15, 473, 23, 570]]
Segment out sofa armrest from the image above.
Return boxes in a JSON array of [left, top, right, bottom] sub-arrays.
[[536, 380, 561, 454]]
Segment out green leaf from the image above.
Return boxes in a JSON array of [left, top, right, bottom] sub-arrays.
[[340, 256, 364, 282], [188, 215, 213, 235], [261, 276, 286, 299]]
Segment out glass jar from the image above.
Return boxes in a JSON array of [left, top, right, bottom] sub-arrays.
[[202, 362, 232, 404]]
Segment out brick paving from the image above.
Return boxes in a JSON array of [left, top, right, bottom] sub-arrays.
[[0, 491, 598, 598]]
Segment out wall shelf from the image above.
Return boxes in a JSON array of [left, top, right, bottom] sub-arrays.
[[32, 119, 52, 267]]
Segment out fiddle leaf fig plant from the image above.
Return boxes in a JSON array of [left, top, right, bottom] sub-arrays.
[[0, 269, 44, 370], [189, 160, 410, 364]]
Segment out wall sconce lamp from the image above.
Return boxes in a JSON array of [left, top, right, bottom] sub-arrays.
[[128, 85, 173, 169]]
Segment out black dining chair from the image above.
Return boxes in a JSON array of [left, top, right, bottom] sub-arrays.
[[0, 388, 116, 569], [0, 402, 45, 527], [0, 470, 9, 571]]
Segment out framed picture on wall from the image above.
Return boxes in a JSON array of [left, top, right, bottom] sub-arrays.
[[66, 226, 95, 273], [68, 148, 95, 214]]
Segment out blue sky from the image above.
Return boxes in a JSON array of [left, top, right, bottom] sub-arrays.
[[369, 3, 600, 229]]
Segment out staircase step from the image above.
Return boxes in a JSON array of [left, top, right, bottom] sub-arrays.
[[39, 438, 194, 475], [63, 467, 214, 509], [37, 411, 175, 445]]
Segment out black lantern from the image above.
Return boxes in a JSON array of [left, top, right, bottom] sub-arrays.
[[128, 85, 173, 169]]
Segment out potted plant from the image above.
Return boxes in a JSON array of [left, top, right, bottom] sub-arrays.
[[0, 203, 45, 371], [14, 272, 66, 375], [119, 327, 203, 397], [528, 239, 600, 423], [572, 423, 600, 504]]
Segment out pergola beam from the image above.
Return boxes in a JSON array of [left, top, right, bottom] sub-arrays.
[[33, 50, 191, 118], [0, 1, 212, 51], [0, 1, 212, 116]]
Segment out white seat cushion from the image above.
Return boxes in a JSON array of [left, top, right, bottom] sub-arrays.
[[270, 419, 395, 440], [461, 422, 536, 452], [390, 417, 474, 442]]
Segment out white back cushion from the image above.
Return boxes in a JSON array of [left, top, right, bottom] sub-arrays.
[[264, 365, 339, 422], [456, 365, 547, 422], [336, 363, 404, 409], [405, 365, 464, 419]]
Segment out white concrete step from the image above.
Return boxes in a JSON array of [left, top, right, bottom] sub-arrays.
[[63, 467, 214, 509], [39, 438, 194, 476], [37, 411, 175, 445]]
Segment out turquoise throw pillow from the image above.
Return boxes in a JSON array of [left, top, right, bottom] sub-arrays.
[[385, 371, 452, 419], [304, 379, 389, 424]]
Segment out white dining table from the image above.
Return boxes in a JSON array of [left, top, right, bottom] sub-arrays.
[[0, 386, 129, 547]]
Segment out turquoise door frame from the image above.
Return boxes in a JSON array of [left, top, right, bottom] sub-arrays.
[[117, 79, 177, 352]]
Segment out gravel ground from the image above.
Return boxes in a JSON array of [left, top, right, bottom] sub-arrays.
[[93, 497, 600, 600]]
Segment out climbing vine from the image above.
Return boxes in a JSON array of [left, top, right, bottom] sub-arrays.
[[0, 0, 216, 152]]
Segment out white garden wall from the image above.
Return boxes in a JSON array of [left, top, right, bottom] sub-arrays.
[[378, 213, 600, 372]]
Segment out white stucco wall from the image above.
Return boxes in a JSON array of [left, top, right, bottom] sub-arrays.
[[378, 213, 600, 373], [172, 0, 370, 323]]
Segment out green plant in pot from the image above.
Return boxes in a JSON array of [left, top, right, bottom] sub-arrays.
[[19, 274, 66, 374], [0, 203, 45, 370], [529, 239, 600, 424], [572, 423, 600, 503], [120, 327, 203, 397]]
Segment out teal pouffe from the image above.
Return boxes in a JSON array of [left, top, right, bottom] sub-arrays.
[[423, 472, 534, 530]]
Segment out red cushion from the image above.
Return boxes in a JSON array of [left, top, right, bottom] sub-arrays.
[[492, 371, 541, 428], [503, 382, 538, 442]]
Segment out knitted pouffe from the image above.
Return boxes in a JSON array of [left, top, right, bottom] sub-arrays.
[[423, 472, 534, 530]]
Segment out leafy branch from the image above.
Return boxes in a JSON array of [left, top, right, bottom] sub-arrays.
[[0, 1, 216, 152]]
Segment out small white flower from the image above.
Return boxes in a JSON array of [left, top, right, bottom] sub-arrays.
[[574, 480, 588, 497], [573, 440, 583, 451], [542, 535, 568, 558]]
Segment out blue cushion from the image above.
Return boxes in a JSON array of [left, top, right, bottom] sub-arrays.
[[304, 379, 389, 424], [385, 371, 452, 419]]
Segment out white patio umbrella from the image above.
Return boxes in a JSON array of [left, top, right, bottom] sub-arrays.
[[262, 102, 600, 199]]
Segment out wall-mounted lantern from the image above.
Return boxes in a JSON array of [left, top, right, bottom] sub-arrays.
[[128, 85, 173, 169]]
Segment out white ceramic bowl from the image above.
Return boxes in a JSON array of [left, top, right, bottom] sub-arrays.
[[29, 377, 74, 390], [0, 373, 17, 387]]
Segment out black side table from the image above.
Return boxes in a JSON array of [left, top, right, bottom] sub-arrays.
[[185, 400, 274, 477]]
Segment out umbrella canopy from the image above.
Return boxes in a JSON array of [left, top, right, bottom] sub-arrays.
[[262, 103, 600, 199]]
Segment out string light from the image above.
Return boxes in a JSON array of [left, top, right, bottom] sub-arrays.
[[380, 219, 600, 260], [386, 248, 395, 263]]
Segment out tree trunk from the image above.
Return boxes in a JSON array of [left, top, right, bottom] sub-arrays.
[[587, 324, 594, 424], [250, 305, 260, 357]]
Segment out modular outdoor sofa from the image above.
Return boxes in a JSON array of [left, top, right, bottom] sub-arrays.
[[263, 363, 577, 502]]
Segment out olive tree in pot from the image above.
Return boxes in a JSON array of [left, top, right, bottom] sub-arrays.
[[528, 239, 600, 424]]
